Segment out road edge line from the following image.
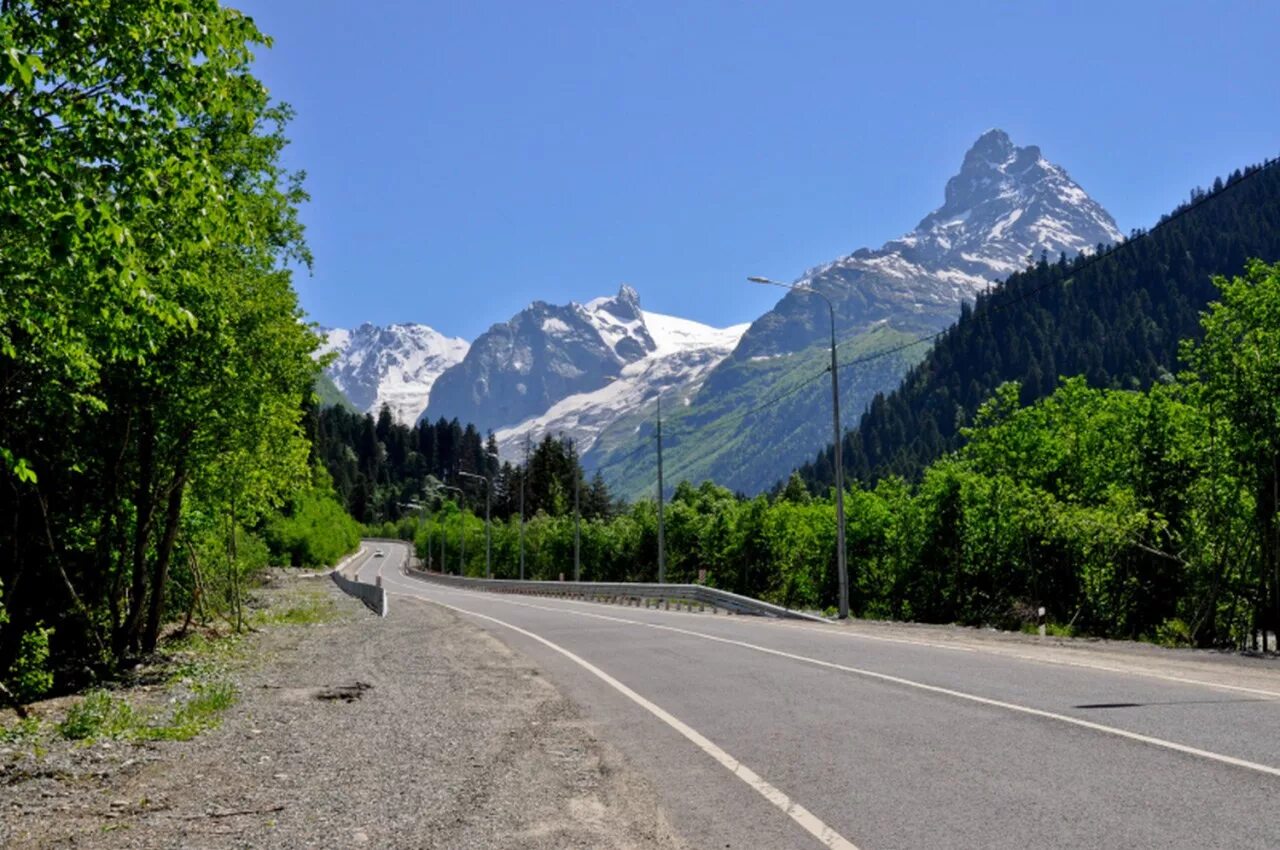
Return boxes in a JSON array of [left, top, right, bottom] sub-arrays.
[[417, 593, 861, 850]]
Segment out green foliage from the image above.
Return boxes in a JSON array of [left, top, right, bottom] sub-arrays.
[[0, 1, 322, 676], [802, 160, 1280, 490], [264, 469, 362, 567], [0, 580, 53, 703], [57, 691, 137, 741], [403, 261, 1280, 647], [56, 681, 236, 743], [9, 625, 53, 703]]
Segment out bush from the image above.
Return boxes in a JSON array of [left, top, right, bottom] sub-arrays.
[[264, 478, 361, 567]]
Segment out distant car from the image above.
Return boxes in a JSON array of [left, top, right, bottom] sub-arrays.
[[374, 549, 385, 558]]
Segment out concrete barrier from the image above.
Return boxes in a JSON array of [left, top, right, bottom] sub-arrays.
[[331, 562, 388, 617]]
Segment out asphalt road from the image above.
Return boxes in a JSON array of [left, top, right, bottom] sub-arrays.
[[365, 540, 1280, 849]]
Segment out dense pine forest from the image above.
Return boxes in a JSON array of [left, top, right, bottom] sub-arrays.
[[310, 406, 617, 526]]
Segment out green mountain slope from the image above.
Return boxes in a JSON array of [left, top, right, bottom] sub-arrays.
[[586, 324, 924, 499]]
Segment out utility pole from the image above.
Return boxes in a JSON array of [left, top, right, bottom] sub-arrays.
[[749, 276, 849, 619], [571, 437, 581, 582], [656, 395, 666, 584], [520, 433, 530, 581]]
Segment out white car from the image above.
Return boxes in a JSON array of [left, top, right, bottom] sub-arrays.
[[374, 548, 385, 558]]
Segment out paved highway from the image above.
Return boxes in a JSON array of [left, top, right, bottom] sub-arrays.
[[366, 541, 1280, 848]]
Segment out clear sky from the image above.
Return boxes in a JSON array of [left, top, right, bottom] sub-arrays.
[[236, 0, 1280, 340]]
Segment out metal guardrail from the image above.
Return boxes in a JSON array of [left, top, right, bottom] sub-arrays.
[[402, 566, 830, 623]]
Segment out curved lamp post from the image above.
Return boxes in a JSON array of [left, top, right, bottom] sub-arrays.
[[748, 276, 849, 619]]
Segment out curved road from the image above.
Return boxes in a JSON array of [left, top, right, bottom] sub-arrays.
[[362, 540, 1280, 849]]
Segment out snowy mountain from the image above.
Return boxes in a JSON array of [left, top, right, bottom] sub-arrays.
[[592, 129, 1125, 496], [423, 285, 691, 434], [732, 128, 1123, 359], [493, 311, 748, 460], [318, 323, 469, 424]]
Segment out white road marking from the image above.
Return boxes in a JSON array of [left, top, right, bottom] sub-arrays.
[[403, 573, 1280, 701], [413, 592, 861, 850], [395, 577, 1280, 779], [771, 621, 1280, 701]]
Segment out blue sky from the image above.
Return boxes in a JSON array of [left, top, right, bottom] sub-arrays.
[[237, 0, 1280, 340]]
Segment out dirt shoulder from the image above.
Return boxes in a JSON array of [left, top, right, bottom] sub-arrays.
[[1, 577, 686, 849]]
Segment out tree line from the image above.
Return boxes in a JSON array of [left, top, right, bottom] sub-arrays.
[[313, 405, 618, 525]]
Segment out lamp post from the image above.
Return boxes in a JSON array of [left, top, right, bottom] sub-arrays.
[[748, 275, 849, 619], [439, 484, 466, 575], [399, 500, 427, 569], [520, 433, 531, 580], [458, 470, 492, 579], [561, 434, 582, 583], [655, 395, 666, 584]]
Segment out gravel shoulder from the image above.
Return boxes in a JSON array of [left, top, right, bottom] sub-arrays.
[[1, 577, 687, 849]]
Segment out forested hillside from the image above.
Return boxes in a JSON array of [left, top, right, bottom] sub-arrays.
[[799, 159, 1280, 488], [312, 405, 616, 526]]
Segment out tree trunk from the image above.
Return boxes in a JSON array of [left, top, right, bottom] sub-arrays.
[[118, 409, 156, 656], [142, 464, 187, 653]]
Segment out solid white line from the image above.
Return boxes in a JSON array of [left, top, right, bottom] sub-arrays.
[[398, 579, 1280, 779], [403, 572, 1280, 701], [414, 593, 861, 850], [771, 622, 1280, 701]]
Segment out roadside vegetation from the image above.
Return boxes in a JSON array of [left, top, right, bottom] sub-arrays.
[[373, 262, 1280, 650], [0, 4, 356, 709]]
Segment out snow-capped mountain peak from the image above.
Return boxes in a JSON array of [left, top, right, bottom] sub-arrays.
[[493, 309, 749, 460], [318, 322, 468, 423], [734, 129, 1122, 359]]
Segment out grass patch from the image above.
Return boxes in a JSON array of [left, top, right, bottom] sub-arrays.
[[0, 714, 41, 744], [55, 681, 237, 743], [138, 681, 237, 741], [57, 690, 138, 741], [1021, 621, 1076, 638], [251, 593, 334, 627]]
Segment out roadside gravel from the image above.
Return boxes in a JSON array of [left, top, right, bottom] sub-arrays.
[[1, 578, 687, 849]]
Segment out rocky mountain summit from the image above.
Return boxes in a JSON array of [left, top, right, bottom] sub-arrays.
[[422, 285, 730, 435], [731, 128, 1123, 360]]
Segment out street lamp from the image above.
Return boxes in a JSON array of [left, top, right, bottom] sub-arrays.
[[748, 275, 850, 619], [438, 483, 466, 575], [399, 500, 428, 569], [561, 434, 583, 583], [458, 470, 492, 579], [655, 396, 666, 584]]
